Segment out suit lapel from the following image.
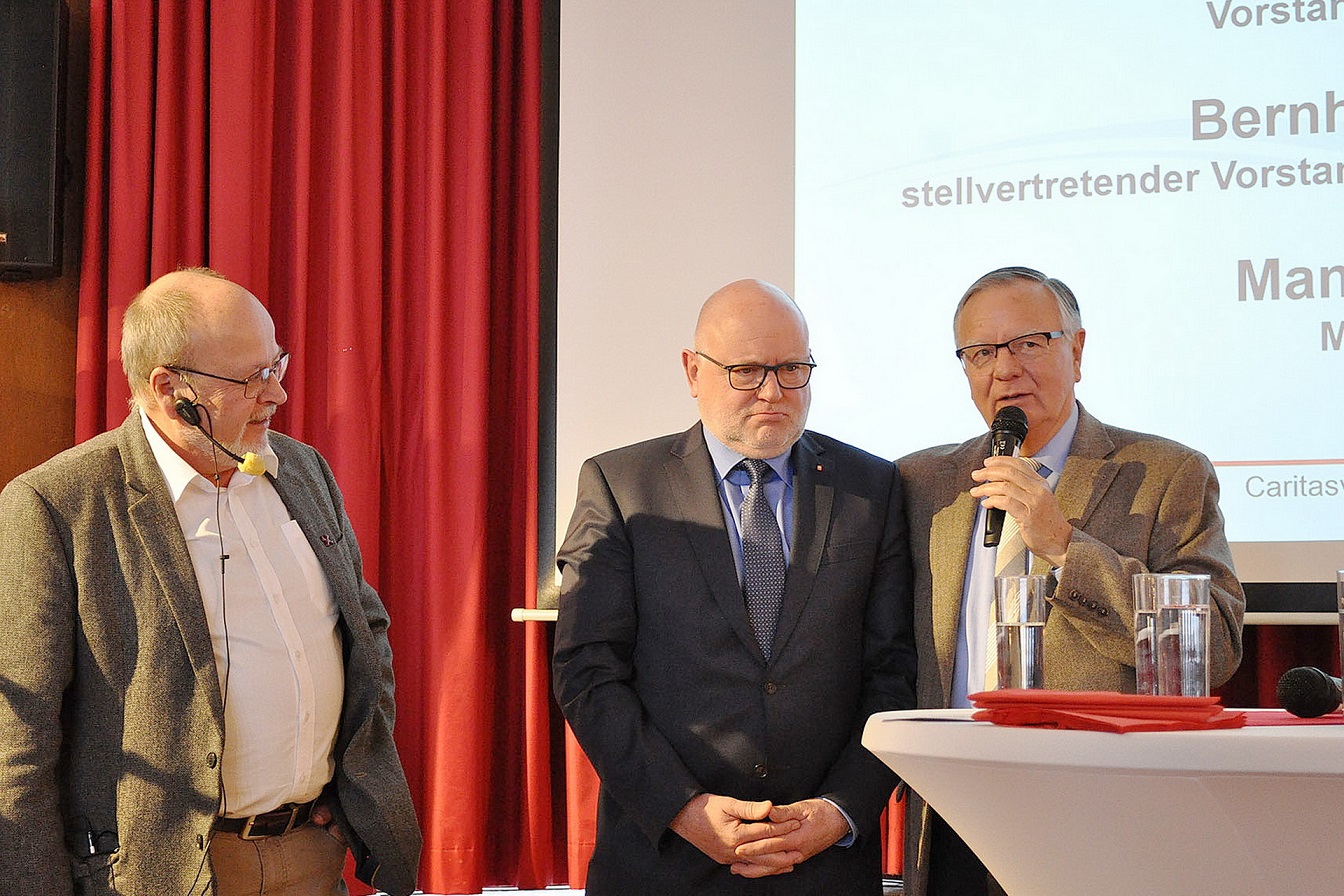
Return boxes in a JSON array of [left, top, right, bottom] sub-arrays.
[[770, 434, 831, 661], [665, 425, 761, 657], [118, 415, 225, 724], [1055, 405, 1119, 533], [930, 446, 979, 699]]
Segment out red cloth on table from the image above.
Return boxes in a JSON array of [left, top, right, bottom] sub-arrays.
[[1241, 708, 1344, 726], [968, 689, 1246, 732]]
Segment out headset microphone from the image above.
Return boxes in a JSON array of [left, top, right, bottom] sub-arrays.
[[174, 398, 267, 476], [174, 397, 203, 427]]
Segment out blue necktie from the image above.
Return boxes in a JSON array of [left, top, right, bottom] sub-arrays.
[[739, 458, 786, 659]]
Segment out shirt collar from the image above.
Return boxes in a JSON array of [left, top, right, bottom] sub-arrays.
[[1031, 401, 1079, 481], [702, 427, 794, 485], [138, 408, 279, 500]]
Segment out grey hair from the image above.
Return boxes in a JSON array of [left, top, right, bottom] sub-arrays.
[[953, 266, 1082, 337], [120, 266, 226, 405]]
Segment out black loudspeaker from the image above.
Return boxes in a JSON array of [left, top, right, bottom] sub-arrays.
[[0, 0, 68, 279]]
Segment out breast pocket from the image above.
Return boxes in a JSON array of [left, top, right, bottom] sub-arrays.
[[820, 539, 876, 566], [280, 519, 339, 619]]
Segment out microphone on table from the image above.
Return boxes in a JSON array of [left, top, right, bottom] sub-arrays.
[[1276, 665, 1344, 718], [175, 398, 268, 477], [983, 405, 1029, 548]]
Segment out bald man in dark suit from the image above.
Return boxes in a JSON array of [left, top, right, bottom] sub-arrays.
[[553, 278, 917, 895]]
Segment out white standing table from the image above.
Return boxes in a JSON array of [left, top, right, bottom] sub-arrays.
[[862, 708, 1344, 896]]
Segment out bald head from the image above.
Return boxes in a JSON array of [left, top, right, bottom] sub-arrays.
[[122, 268, 273, 405], [693, 278, 809, 356], [683, 279, 813, 458], [122, 267, 287, 482]]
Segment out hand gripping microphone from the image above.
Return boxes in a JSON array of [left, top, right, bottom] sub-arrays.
[[174, 398, 267, 476], [983, 405, 1029, 548], [1276, 665, 1344, 718]]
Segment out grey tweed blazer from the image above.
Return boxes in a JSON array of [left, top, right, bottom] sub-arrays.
[[0, 413, 421, 896], [896, 403, 1244, 896]]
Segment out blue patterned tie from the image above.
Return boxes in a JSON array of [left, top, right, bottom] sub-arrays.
[[739, 458, 786, 659]]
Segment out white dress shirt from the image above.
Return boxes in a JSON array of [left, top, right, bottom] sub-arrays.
[[140, 411, 344, 817]]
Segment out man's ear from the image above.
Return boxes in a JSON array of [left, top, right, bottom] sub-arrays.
[[147, 367, 181, 413], [682, 349, 701, 398], [1071, 329, 1086, 383]]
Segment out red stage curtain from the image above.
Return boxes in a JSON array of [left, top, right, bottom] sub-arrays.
[[1216, 623, 1341, 709], [76, 2, 555, 892]]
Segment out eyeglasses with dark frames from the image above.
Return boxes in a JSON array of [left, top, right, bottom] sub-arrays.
[[166, 351, 290, 399], [694, 351, 816, 391]]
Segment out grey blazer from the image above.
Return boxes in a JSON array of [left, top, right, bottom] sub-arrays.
[[0, 414, 421, 896], [553, 423, 917, 895], [896, 404, 1245, 896]]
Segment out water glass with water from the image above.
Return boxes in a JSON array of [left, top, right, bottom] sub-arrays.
[[1155, 573, 1212, 697], [995, 574, 1048, 689], [1132, 573, 1159, 695]]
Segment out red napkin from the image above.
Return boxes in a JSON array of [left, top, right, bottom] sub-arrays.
[[1242, 709, 1344, 727], [968, 689, 1246, 732]]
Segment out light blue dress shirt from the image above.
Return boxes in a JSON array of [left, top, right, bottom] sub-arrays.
[[951, 403, 1079, 707], [703, 431, 794, 582], [701, 429, 857, 846]]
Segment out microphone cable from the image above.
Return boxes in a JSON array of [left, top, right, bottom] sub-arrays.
[[184, 402, 234, 896]]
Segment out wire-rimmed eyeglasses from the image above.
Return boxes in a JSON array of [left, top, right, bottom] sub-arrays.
[[955, 332, 1064, 372], [166, 351, 290, 398]]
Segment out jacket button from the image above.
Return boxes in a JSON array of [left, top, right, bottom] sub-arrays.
[[197, 834, 205, 849], [1099, 606, 1109, 617], [207, 752, 218, 768], [764, 681, 778, 695], [753, 763, 768, 779]]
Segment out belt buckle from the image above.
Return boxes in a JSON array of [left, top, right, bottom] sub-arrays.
[[238, 804, 302, 840], [238, 814, 263, 840]]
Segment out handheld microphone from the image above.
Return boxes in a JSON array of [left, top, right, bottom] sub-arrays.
[[1276, 665, 1344, 718], [983, 405, 1029, 548], [174, 398, 267, 476]]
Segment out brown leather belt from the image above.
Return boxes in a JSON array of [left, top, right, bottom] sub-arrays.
[[214, 799, 317, 840]]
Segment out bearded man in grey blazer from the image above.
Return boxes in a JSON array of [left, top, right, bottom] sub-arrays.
[[898, 266, 1245, 896], [0, 268, 421, 896], [553, 279, 917, 895]]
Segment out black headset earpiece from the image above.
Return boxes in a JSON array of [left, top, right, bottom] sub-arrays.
[[170, 395, 266, 478], [175, 396, 202, 427]]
